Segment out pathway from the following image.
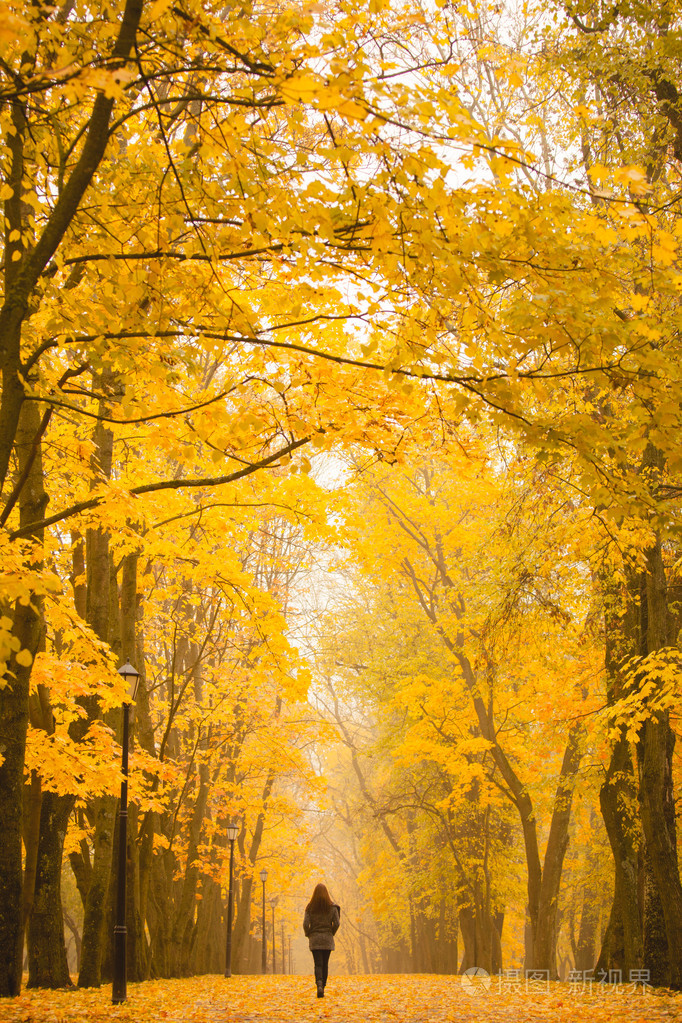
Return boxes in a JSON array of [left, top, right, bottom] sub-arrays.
[[1, 973, 679, 1023]]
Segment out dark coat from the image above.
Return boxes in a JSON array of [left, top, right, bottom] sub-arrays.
[[303, 903, 340, 951]]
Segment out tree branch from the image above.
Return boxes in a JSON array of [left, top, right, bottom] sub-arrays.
[[9, 434, 312, 539]]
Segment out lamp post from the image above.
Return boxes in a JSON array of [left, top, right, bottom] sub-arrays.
[[270, 897, 278, 973], [224, 824, 239, 977], [112, 660, 140, 1005], [260, 869, 268, 974]]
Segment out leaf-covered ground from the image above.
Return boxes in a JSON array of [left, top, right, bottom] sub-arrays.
[[2, 975, 680, 1023]]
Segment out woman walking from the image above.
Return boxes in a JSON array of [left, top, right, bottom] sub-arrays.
[[303, 883, 340, 998]]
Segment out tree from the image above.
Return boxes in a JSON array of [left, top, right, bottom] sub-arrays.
[[5, 0, 682, 996], [0, 0, 458, 991], [310, 430, 605, 975]]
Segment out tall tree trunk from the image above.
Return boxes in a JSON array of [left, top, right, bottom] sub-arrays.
[[232, 773, 275, 972], [0, 398, 48, 995], [636, 529, 682, 989], [63, 910, 82, 974], [534, 721, 585, 977], [0, 649, 31, 997], [21, 772, 43, 954], [169, 760, 210, 976], [641, 852, 669, 986], [597, 736, 643, 976], [148, 848, 172, 977], [27, 793, 75, 987], [232, 874, 254, 974], [193, 875, 223, 975], [575, 840, 601, 974], [0, 3, 144, 990], [78, 403, 116, 989], [596, 571, 643, 975], [78, 793, 118, 987], [27, 544, 94, 988]]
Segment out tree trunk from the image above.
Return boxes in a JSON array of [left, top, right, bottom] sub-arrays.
[[0, 651, 32, 997], [63, 910, 82, 974], [231, 773, 275, 973], [597, 734, 642, 975], [636, 530, 682, 989], [193, 875, 224, 975], [169, 760, 210, 976], [0, 398, 48, 995], [638, 709, 682, 987], [641, 849, 669, 986], [232, 874, 254, 974], [27, 792, 75, 987], [77, 405, 116, 988], [597, 569, 643, 976], [575, 873, 600, 974], [78, 793, 117, 987], [27, 536, 99, 989], [148, 847, 172, 977], [21, 772, 43, 951], [69, 827, 93, 911], [534, 721, 584, 976]]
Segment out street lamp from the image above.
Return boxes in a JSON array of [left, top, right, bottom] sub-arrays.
[[112, 660, 140, 1005], [224, 824, 239, 977], [270, 897, 278, 973], [260, 869, 268, 974]]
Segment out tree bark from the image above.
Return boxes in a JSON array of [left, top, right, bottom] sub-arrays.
[[27, 792, 74, 988], [596, 569, 643, 975], [0, 650, 32, 996], [575, 842, 601, 974], [232, 773, 275, 972], [534, 721, 585, 977], [0, 398, 48, 995], [78, 793, 118, 987], [77, 396, 116, 988], [26, 541, 95, 988], [0, 0, 145, 980], [597, 734, 642, 975], [636, 528, 682, 989], [21, 772, 43, 953], [169, 760, 210, 976]]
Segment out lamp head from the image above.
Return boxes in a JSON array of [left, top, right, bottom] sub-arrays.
[[226, 825, 239, 842], [260, 869, 268, 883], [118, 660, 140, 703]]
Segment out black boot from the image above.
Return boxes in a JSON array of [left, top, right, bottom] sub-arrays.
[[314, 963, 324, 997]]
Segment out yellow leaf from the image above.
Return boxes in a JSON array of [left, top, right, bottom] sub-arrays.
[[280, 72, 324, 104], [147, 0, 173, 17]]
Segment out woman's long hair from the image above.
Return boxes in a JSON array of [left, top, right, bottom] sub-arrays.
[[306, 883, 333, 914]]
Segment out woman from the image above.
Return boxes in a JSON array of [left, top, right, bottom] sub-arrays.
[[303, 883, 340, 998]]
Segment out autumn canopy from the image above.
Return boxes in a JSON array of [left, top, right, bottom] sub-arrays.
[[1, 0, 682, 1002]]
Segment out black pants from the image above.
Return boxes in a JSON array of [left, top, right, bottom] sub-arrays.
[[312, 948, 331, 987]]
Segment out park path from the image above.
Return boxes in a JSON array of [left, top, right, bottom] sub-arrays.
[[1, 974, 680, 1023]]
